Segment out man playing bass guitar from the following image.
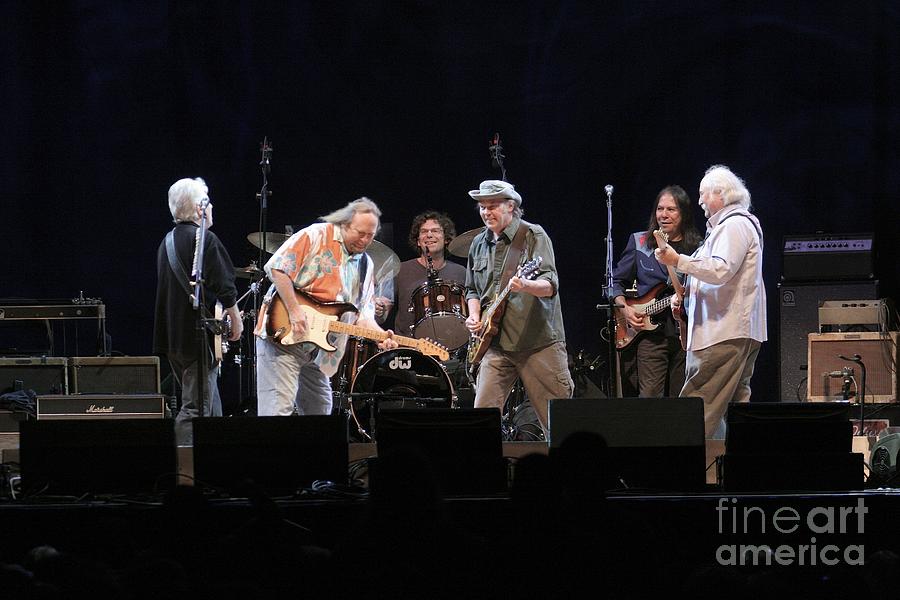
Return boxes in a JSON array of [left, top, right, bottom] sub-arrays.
[[610, 185, 701, 398], [464, 180, 572, 431]]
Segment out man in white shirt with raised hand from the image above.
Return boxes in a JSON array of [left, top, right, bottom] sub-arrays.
[[655, 165, 767, 438]]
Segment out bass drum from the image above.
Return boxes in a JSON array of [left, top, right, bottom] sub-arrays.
[[410, 279, 469, 351], [348, 348, 454, 441], [330, 337, 380, 393]]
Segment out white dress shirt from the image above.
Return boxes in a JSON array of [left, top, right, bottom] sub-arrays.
[[676, 204, 767, 351]]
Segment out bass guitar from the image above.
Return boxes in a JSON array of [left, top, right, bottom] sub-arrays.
[[613, 283, 677, 350], [267, 289, 449, 361], [466, 256, 542, 374]]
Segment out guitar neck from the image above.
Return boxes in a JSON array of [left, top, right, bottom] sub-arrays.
[[327, 320, 419, 348], [644, 294, 673, 316], [664, 264, 684, 296], [483, 281, 513, 322]]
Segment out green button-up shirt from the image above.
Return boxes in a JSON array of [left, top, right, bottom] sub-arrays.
[[465, 218, 566, 352]]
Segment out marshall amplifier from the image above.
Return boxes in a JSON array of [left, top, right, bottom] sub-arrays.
[[36, 394, 167, 420], [68, 356, 160, 394]]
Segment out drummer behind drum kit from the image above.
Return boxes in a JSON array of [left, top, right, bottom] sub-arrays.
[[240, 228, 484, 441]]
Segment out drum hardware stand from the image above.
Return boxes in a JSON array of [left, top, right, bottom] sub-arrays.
[[231, 279, 263, 413], [500, 378, 542, 441]]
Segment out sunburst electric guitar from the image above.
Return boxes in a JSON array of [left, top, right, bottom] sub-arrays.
[[266, 289, 449, 361], [466, 256, 543, 375]]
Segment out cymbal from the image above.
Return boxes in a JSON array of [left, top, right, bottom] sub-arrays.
[[447, 227, 483, 258], [247, 232, 289, 254], [367, 239, 400, 281], [234, 264, 263, 280]]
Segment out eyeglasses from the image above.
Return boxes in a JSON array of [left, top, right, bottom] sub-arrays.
[[345, 225, 376, 240], [419, 227, 444, 235]]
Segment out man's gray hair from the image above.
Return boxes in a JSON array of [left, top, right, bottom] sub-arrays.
[[700, 165, 752, 210], [320, 197, 382, 226], [168, 177, 209, 222]]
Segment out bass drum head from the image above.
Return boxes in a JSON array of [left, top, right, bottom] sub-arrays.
[[349, 348, 454, 440]]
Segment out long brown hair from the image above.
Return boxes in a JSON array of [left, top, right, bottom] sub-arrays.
[[644, 185, 702, 251]]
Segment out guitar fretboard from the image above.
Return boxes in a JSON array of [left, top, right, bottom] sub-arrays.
[[328, 321, 416, 346], [326, 320, 446, 360], [643, 295, 673, 316]]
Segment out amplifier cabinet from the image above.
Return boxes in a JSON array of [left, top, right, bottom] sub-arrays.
[[68, 356, 160, 395], [0, 357, 68, 395], [807, 332, 899, 402], [36, 394, 167, 419]]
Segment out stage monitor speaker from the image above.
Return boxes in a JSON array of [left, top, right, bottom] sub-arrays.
[[0, 357, 67, 395], [724, 402, 862, 491], [778, 280, 878, 401], [374, 408, 505, 496], [547, 397, 706, 492], [19, 418, 176, 496], [192, 415, 349, 496], [68, 356, 160, 394], [807, 332, 899, 402]]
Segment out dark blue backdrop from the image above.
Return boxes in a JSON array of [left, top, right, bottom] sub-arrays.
[[3, 1, 898, 402]]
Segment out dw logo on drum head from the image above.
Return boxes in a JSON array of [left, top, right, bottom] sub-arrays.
[[388, 355, 413, 370]]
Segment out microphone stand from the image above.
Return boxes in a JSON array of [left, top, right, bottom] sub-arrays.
[[840, 353, 867, 436], [423, 245, 437, 281], [597, 184, 621, 397], [245, 137, 273, 414]]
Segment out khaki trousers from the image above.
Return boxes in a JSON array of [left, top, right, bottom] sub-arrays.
[[680, 338, 761, 439], [474, 341, 574, 429]]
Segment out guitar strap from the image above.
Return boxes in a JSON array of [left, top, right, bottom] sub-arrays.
[[498, 222, 529, 293], [358, 252, 369, 307], [165, 229, 194, 299]]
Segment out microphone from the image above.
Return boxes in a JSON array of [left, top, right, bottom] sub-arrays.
[[259, 137, 273, 173], [489, 133, 503, 169], [605, 184, 614, 196]]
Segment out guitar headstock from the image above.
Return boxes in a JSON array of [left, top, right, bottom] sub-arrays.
[[518, 256, 543, 280], [416, 337, 449, 361], [652, 229, 669, 250]]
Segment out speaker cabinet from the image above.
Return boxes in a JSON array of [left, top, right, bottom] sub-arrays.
[[374, 408, 505, 496], [807, 332, 899, 402], [68, 356, 160, 394], [778, 280, 878, 401], [724, 402, 863, 491], [19, 418, 176, 496], [547, 397, 706, 492], [192, 415, 349, 495], [0, 357, 67, 395]]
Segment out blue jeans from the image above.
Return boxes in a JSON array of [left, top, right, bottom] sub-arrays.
[[168, 356, 222, 446], [255, 337, 333, 416]]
